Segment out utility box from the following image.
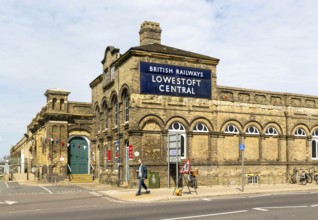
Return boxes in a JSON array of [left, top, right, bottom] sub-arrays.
[[149, 172, 160, 188]]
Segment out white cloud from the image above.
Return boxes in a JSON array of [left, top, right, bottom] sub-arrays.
[[1, 0, 318, 157]]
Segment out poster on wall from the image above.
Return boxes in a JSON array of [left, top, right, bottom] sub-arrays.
[[140, 61, 212, 99]]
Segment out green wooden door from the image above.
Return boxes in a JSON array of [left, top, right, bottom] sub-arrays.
[[68, 137, 89, 174]]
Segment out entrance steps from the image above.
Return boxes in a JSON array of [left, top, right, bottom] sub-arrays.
[[69, 174, 93, 183]]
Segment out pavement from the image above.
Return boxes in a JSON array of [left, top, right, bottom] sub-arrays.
[[80, 183, 318, 203]]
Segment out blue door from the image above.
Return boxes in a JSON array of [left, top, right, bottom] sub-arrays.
[[68, 137, 89, 174]]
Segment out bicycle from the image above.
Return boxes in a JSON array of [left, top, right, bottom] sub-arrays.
[[188, 170, 198, 189], [290, 168, 308, 185], [313, 172, 318, 184], [307, 167, 314, 183]]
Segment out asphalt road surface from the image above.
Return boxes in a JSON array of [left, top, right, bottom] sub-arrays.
[[1, 181, 318, 220]]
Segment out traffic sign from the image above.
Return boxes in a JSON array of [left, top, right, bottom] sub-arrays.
[[239, 144, 245, 151]]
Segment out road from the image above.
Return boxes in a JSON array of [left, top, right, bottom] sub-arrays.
[[1, 181, 318, 219]]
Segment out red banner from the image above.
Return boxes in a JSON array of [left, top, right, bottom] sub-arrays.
[[129, 145, 133, 160], [107, 149, 111, 161]]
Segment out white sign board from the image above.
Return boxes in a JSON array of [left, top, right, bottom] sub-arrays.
[[167, 133, 182, 163]]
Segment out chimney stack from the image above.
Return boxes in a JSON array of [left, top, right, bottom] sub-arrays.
[[139, 21, 162, 46]]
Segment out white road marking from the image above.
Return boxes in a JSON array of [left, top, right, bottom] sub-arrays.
[[9, 205, 100, 214], [10, 209, 41, 214], [39, 185, 53, 194], [161, 210, 248, 220], [253, 208, 268, 212], [4, 181, 9, 188], [253, 205, 308, 212], [89, 191, 103, 197], [201, 198, 211, 201], [248, 194, 271, 198], [310, 204, 318, 207], [0, 200, 17, 205]]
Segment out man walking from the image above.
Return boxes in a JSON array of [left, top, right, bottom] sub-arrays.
[[136, 158, 150, 196]]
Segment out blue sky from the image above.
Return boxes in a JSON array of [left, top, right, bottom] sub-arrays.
[[1, 0, 318, 158]]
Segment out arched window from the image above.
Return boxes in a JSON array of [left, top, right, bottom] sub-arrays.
[[312, 130, 318, 159], [246, 126, 259, 135], [265, 127, 278, 136], [52, 98, 57, 110], [95, 106, 101, 132], [123, 91, 129, 122], [224, 124, 239, 134], [103, 102, 108, 129], [193, 123, 209, 132], [112, 97, 119, 126], [169, 122, 185, 131], [294, 128, 306, 137], [60, 99, 64, 111], [169, 122, 186, 159]]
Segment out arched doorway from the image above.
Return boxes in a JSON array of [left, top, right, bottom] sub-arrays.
[[68, 137, 89, 174]]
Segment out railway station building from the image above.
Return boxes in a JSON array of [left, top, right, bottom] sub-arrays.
[[11, 21, 318, 185]]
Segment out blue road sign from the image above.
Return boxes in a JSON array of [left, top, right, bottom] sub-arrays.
[[239, 144, 245, 151]]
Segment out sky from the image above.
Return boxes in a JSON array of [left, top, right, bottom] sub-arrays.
[[1, 0, 318, 158]]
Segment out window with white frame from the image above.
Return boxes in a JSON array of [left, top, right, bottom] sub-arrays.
[[113, 97, 118, 126], [193, 123, 209, 132], [224, 124, 239, 134], [248, 175, 259, 184], [294, 128, 306, 137], [169, 122, 186, 158], [123, 92, 129, 122], [312, 139, 318, 159], [265, 127, 278, 136], [169, 122, 185, 131], [312, 130, 318, 159], [246, 126, 259, 135]]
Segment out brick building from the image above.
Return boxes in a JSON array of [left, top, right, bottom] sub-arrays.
[[91, 21, 318, 186], [11, 89, 93, 182], [12, 21, 318, 185]]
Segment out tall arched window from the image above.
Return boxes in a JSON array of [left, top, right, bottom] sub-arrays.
[[52, 98, 57, 110], [112, 97, 119, 126], [60, 99, 65, 111], [95, 106, 101, 132], [123, 91, 129, 122], [312, 129, 318, 159], [103, 102, 108, 129]]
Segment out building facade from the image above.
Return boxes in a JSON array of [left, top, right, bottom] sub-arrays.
[[12, 21, 318, 185], [11, 89, 93, 181], [90, 21, 318, 186]]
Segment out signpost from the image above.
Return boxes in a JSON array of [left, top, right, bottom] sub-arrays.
[[239, 139, 245, 192], [167, 133, 181, 188]]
